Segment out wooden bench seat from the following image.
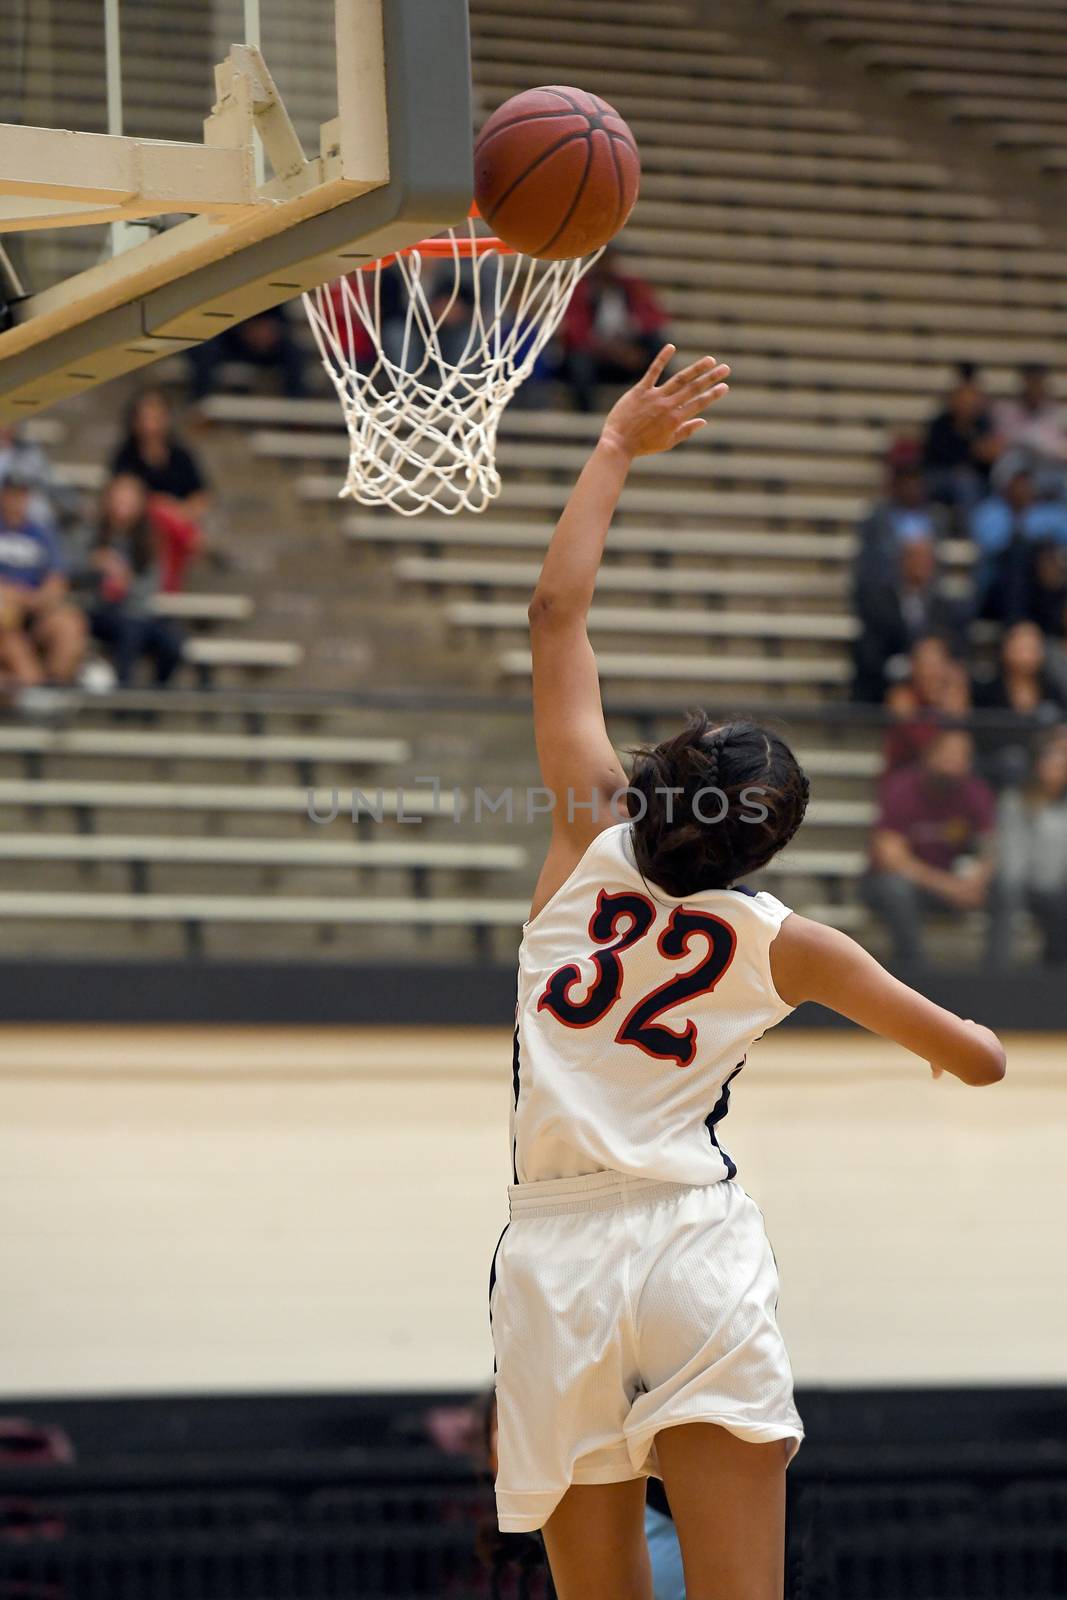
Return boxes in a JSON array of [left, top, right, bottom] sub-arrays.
[[637, 170, 995, 219], [906, 71, 1067, 103], [665, 284, 1067, 339], [0, 833, 526, 896], [797, 750, 882, 779], [218, 396, 885, 454], [183, 638, 303, 685], [620, 224, 1064, 279], [642, 253, 1067, 311], [0, 890, 530, 958], [630, 197, 1044, 248], [347, 516, 858, 564], [52, 461, 106, 492], [636, 144, 947, 189], [668, 315, 1060, 371], [475, 35, 775, 80], [992, 122, 1067, 149], [500, 649, 853, 688], [267, 432, 875, 489], [151, 594, 254, 624], [473, 14, 734, 52], [0, 726, 408, 774], [479, 0, 690, 19], [450, 600, 858, 643], [0, 779, 454, 824], [765, 848, 866, 878], [208, 384, 921, 429], [475, 68, 793, 117], [809, 19, 1067, 54], [863, 44, 1067, 77], [612, 120, 906, 159], [307, 475, 865, 526], [354, 516, 974, 572], [396, 556, 847, 600], [474, 72, 830, 117], [776, 0, 1067, 33], [953, 85, 1067, 117]]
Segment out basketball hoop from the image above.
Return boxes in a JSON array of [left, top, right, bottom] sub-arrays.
[[303, 214, 602, 516]]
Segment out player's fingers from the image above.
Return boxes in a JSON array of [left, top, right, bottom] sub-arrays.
[[676, 418, 707, 441], [662, 356, 723, 396], [678, 381, 730, 418], [663, 356, 725, 395], [642, 344, 676, 386]]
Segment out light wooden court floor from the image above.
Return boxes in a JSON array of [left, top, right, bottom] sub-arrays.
[[1, 1026, 1063, 1397]]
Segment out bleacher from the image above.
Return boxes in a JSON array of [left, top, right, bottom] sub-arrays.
[[3, 0, 1059, 961], [773, 0, 1067, 175]]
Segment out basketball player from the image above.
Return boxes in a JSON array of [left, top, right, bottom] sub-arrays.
[[489, 345, 1006, 1600]]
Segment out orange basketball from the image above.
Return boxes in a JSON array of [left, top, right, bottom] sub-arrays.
[[473, 86, 641, 261]]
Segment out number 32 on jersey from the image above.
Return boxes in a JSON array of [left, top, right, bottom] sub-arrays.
[[537, 888, 736, 1068]]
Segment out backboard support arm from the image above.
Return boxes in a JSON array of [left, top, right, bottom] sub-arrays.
[[0, 0, 473, 421]]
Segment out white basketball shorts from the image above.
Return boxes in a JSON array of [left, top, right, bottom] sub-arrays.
[[489, 1170, 802, 1533]]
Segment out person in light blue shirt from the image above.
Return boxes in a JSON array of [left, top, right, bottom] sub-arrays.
[[0, 469, 87, 685], [969, 463, 1067, 623]]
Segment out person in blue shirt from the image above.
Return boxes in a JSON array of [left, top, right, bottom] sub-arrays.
[[0, 468, 87, 687], [970, 461, 1067, 625]]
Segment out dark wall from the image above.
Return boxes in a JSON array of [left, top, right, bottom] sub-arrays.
[[0, 960, 1059, 1028]]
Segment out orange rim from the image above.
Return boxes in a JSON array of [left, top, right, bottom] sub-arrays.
[[355, 204, 514, 271]]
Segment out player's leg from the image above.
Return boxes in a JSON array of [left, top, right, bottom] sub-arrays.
[[654, 1423, 788, 1600], [542, 1477, 653, 1600]]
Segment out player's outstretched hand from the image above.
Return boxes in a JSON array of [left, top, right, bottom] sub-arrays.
[[600, 345, 730, 460]]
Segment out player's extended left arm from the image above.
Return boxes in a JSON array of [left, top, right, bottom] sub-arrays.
[[527, 345, 729, 818]]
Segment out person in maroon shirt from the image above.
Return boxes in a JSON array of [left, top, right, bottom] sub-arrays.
[[864, 730, 997, 967], [559, 247, 669, 413]]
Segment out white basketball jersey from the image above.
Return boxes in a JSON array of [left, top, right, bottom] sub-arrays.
[[512, 822, 795, 1186]]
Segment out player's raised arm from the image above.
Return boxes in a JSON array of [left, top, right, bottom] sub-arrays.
[[770, 915, 1006, 1086], [527, 345, 729, 915]]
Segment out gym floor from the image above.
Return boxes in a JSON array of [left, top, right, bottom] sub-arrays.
[[1, 1025, 1063, 1398]]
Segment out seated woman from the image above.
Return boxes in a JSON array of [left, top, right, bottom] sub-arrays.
[[111, 388, 208, 590], [88, 476, 185, 687]]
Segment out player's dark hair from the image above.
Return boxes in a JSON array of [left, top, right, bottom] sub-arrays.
[[627, 712, 809, 896]]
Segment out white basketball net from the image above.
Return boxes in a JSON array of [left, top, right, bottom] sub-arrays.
[[303, 217, 602, 516]]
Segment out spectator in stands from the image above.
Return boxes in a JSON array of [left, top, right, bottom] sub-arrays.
[[972, 621, 1065, 789], [0, 468, 87, 686], [111, 389, 209, 590], [851, 529, 965, 703], [864, 729, 996, 968], [855, 450, 942, 576], [1026, 541, 1067, 638], [921, 362, 998, 516], [994, 364, 1067, 496], [974, 621, 1065, 719], [85, 475, 185, 687], [188, 307, 309, 403], [970, 460, 1067, 624], [883, 633, 971, 771], [559, 247, 668, 412], [992, 730, 1067, 968], [0, 424, 77, 533]]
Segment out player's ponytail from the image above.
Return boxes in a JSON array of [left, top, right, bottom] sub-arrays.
[[627, 712, 809, 895]]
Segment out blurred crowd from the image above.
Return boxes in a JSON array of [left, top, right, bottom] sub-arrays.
[[4, 273, 1065, 970], [0, 389, 210, 693], [854, 361, 1067, 970]]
